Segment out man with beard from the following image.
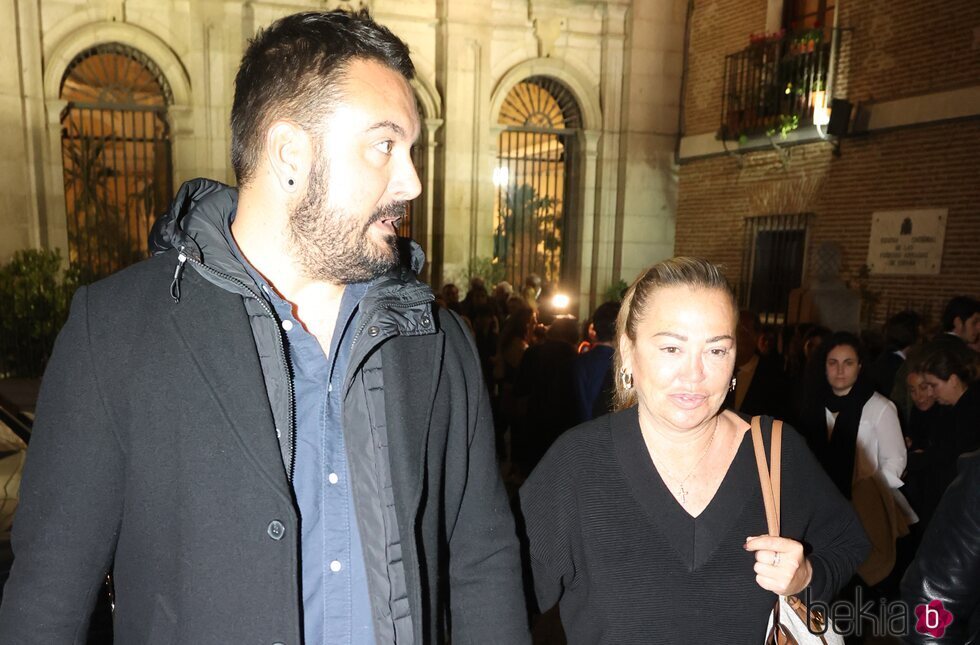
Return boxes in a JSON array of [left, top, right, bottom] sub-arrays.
[[0, 11, 529, 645]]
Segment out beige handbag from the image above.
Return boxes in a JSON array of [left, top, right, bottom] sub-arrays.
[[750, 417, 844, 645]]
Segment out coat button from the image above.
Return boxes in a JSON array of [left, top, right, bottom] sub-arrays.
[[421, 314, 431, 327], [368, 326, 380, 337], [267, 520, 285, 540]]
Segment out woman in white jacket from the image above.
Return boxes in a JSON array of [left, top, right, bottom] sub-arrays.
[[802, 331, 916, 585]]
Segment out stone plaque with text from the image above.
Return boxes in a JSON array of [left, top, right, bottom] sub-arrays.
[[866, 209, 946, 275]]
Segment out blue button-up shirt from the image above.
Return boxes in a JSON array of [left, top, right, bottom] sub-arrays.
[[224, 213, 375, 644]]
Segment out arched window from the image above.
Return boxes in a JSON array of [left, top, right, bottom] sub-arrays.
[[59, 43, 174, 280], [493, 76, 581, 287]]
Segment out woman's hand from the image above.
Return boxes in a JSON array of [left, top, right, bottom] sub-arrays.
[[744, 535, 813, 596]]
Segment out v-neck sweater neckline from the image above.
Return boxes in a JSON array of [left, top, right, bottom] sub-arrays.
[[611, 408, 756, 571]]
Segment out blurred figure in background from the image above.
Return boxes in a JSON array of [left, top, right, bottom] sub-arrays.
[[572, 302, 621, 423], [869, 310, 920, 401], [724, 310, 789, 420], [918, 344, 980, 468], [799, 332, 914, 592], [511, 316, 580, 476]]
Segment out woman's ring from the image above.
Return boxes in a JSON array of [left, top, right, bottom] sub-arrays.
[[772, 552, 781, 566]]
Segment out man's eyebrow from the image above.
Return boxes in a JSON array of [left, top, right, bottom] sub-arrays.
[[366, 120, 407, 138]]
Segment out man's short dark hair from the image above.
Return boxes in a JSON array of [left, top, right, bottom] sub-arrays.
[[941, 296, 980, 332], [883, 310, 920, 350], [591, 301, 621, 343], [231, 9, 415, 186]]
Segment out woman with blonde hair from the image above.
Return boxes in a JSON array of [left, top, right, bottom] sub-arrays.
[[520, 257, 868, 642]]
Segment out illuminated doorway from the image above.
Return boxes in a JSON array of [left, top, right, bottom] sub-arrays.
[[60, 43, 173, 280], [493, 76, 581, 287]]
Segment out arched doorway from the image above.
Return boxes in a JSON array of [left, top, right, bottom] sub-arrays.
[[59, 43, 174, 280], [493, 76, 582, 288]]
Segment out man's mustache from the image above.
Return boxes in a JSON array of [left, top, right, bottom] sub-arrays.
[[369, 202, 407, 224]]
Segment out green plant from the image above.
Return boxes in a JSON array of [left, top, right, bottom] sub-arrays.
[[0, 249, 82, 377], [493, 183, 563, 283], [603, 279, 628, 303], [766, 114, 800, 139], [466, 256, 507, 288]]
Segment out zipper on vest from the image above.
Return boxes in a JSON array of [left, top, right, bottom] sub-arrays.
[[174, 249, 298, 482]]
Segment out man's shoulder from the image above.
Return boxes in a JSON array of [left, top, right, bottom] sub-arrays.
[[83, 252, 178, 307]]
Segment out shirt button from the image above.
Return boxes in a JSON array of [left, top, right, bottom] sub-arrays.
[[328, 473, 339, 485], [281, 319, 294, 332], [267, 520, 285, 540], [368, 325, 380, 337], [330, 560, 342, 572]]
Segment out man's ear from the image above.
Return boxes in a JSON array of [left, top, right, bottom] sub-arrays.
[[265, 121, 312, 193]]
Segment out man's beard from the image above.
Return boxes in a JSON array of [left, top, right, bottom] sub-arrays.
[[287, 158, 404, 284]]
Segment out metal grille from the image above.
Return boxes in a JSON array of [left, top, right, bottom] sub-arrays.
[[741, 213, 811, 324], [493, 77, 581, 287], [720, 32, 834, 141], [60, 43, 173, 281]]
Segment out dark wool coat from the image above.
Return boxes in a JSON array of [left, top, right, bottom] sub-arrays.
[[0, 184, 529, 645]]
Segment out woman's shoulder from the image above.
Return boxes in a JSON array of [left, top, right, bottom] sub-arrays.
[[861, 391, 899, 420], [746, 414, 812, 455], [523, 410, 628, 485]]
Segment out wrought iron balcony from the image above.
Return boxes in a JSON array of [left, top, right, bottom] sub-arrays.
[[719, 30, 836, 141]]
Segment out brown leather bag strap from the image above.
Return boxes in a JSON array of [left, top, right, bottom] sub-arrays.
[[750, 416, 783, 537]]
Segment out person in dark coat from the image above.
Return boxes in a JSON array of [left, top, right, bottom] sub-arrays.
[[511, 316, 580, 476], [725, 310, 790, 420], [901, 450, 980, 644], [571, 301, 620, 422], [0, 11, 529, 645]]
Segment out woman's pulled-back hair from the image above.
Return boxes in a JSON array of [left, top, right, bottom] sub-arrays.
[[613, 257, 737, 411], [916, 344, 979, 386]]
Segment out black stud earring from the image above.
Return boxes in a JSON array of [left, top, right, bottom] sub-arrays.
[[287, 178, 294, 186]]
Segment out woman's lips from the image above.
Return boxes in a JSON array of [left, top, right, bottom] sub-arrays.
[[669, 393, 708, 409]]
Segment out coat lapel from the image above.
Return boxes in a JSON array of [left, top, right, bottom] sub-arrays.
[[382, 331, 441, 511], [167, 274, 293, 501]]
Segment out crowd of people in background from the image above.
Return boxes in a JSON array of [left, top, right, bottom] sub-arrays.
[[436, 272, 980, 641]]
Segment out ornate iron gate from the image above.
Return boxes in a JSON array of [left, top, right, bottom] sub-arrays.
[[59, 43, 173, 280], [494, 76, 580, 288]]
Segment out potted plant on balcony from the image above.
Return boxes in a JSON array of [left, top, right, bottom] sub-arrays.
[[766, 113, 800, 139]]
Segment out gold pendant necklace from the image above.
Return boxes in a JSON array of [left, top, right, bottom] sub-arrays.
[[653, 415, 720, 504]]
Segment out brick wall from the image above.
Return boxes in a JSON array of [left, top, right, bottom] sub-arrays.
[[836, 0, 980, 104], [676, 120, 980, 328], [683, 0, 767, 136], [678, 0, 980, 330], [683, 0, 980, 137]]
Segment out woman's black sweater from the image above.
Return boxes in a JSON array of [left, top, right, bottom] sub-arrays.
[[519, 408, 870, 644]]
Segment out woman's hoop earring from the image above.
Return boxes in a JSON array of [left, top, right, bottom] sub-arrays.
[[730, 377, 737, 392], [620, 368, 634, 390]]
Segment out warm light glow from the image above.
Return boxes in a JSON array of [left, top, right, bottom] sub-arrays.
[[812, 90, 830, 125], [551, 293, 570, 309], [813, 106, 831, 126], [492, 165, 509, 188]]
